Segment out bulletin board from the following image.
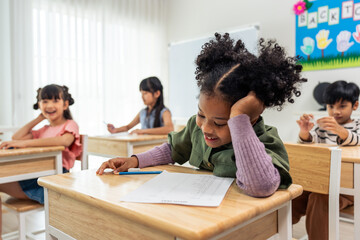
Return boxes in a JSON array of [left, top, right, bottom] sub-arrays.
[[296, 0, 360, 71], [169, 26, 259, 119]]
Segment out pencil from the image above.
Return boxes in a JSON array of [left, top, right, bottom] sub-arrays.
[[118, 171, 162, 175]]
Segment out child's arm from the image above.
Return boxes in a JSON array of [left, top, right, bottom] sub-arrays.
[[229, 92, 280, 197], [108, 113, 140, 134], [229, 115, 280, 197], [0, 133, 75, 149], [96, 143, 174, 174], [229, 92, 264, 123], [296, 114, 315, 142], [97, 156, 139, 174], [131, 110, 174, 135], [12, 114, 45, 140], [317, 116, 357, 145]]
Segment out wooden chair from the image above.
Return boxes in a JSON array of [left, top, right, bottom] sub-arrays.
[[2, 134, 88, 240], [2, 195, 44, 240], [284, 143, 342, 240], [77, 134, 89, 170]]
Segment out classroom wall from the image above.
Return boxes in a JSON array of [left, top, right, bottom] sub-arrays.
[[1, 1, 359, 141], [0, 0, 12, 125], [167, 0, 360, 142]]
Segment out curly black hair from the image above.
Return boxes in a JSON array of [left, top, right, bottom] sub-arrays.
[[33, 84, 75, 120], [195, 33, 307, 109]]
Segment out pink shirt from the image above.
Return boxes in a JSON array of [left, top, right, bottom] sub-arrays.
[[31, 120, 82, 170]]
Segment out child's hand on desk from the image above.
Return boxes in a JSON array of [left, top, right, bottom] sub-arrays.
[[230, 91, 265, 125], [96, 156, 139, 175], [130, 129, 144, 135], [0, 140, 28, 149]]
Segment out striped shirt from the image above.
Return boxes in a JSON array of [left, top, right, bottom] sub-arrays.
[[299, 119, 360, 146]]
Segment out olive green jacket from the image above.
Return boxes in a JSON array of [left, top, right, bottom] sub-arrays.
[[168, 115, 292, 189]]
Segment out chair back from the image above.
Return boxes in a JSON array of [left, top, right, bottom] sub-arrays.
[[76, 134, 88, 170], [284, 143, 341, 240]]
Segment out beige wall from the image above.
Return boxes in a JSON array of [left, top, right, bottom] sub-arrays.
[[167, 0, 360, 142], [0, 0, 12, 125], [1, 0, 359, 141]]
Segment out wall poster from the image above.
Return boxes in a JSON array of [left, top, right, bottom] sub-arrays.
[[295, 0, 360, 71]]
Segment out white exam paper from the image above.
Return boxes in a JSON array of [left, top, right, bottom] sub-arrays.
[[119, 171, 234, 207]]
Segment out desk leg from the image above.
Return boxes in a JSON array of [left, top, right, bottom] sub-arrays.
[[82, 153, 89, 170], [56, 152, 62, 174], [44, 188, 55, 240], [354, 164, 360, 240], [277, 201, 291, 240], [127, 142, 133, 157]]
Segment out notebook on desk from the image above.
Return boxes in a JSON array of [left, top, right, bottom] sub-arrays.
[[119, 171, 234, 207]]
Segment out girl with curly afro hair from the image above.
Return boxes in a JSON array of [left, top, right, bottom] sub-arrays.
[[97, 33, 306, 198]]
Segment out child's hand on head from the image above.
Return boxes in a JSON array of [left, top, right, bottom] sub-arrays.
[[96, 156, 139, 175], [230, 91, 265, 124], [296, 114, 315, 132]]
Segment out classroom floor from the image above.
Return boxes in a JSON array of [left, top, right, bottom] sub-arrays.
[[292, 217, 354, 240]]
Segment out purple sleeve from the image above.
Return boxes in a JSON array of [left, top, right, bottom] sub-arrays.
[[135, 143, 174, 168], [229, 114, 280, 197]]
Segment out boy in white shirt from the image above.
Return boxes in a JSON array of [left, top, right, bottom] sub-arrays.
[[293, 80, 359, 240]]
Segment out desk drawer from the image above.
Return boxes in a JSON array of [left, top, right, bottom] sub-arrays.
[[0, 157, 55, 177], [48, 190, 173, 240], [88, 139, 127, 156]]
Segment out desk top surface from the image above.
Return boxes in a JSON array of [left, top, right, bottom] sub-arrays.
[[285, 142, 360, 164], [38, 165, 302, 239], [89, 134, 168, 142], [0, 146, 65, 157], [339, 146, 360, 163]]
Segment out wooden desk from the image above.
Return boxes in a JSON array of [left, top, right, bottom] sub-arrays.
[[87, 134, 168, 158], [0, 147, 64, 184], [339, 146, 360, 240], [39, 165, 302, 240]]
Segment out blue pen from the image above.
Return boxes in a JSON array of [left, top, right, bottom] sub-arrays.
[[119, 171, 162, 175]]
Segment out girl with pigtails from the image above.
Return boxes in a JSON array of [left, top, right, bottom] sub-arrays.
[[97, 33, 306, 197], [0, 84, 81, 224]]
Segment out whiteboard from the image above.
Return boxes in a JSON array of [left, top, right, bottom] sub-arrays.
[[169, 26, 259, 120]]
